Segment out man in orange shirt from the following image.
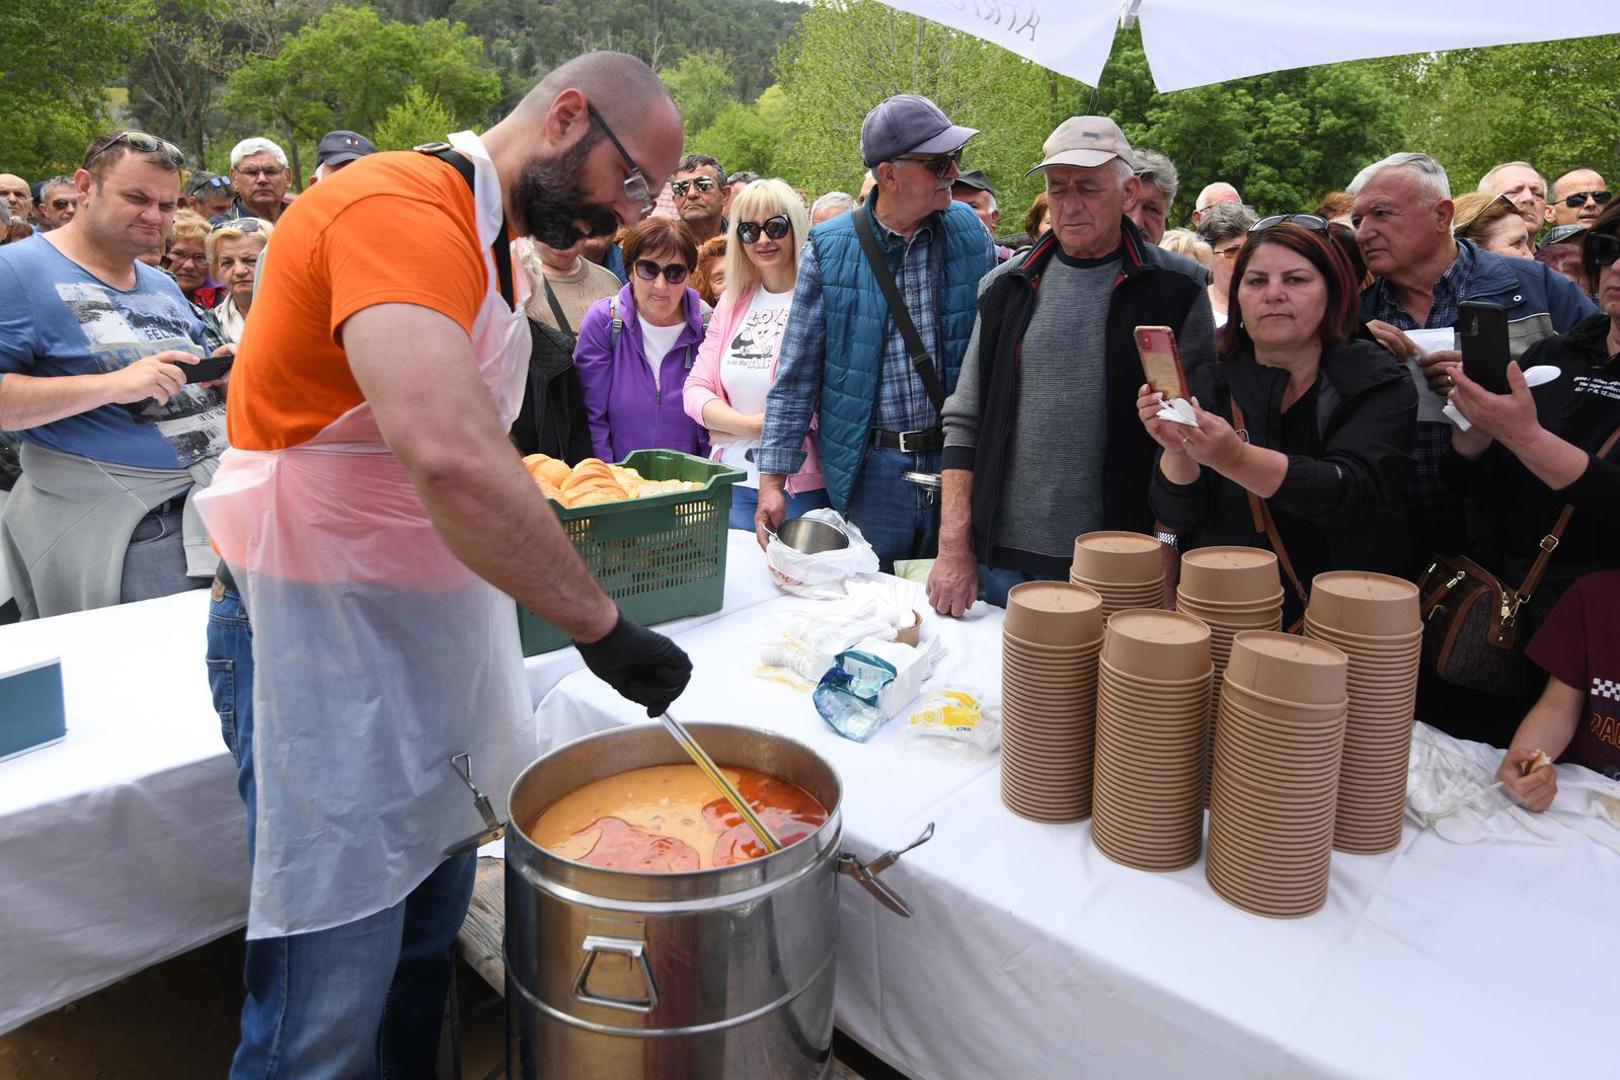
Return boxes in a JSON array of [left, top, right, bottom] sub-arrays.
[[196, 52, 688, 1076]]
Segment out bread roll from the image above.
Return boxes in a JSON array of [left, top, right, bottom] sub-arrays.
[[538, 458, 571, 487]]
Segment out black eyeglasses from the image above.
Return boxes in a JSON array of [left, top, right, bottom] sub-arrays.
[[671, 176, 717, 198], [892, 147, 964, 179], [47, 198, 75, 211], [1586, 231, 1620, 277], [1251, 213, 1329, 233], [85, 131, 184, 170], [737, 215, 790, 244], [633, 259, 690, 285], [1563, 190, 1612, 209], [586, 102, 652, 215]]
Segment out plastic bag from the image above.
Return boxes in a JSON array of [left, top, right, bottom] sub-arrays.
[[765, 509, 879, 599], [758, 597, 898, 685], [900, 688, 1000, 757], [813, 636, 944, 741]]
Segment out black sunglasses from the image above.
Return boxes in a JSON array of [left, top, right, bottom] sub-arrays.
[[1251, 213, 1329, 233], [671, 176, 717, 197], [737, 215, 791, 244], [85, 131, 185, 170], [586, 102, 652, 215], [633, 259, 690, 285], [1585, 231, 1620, 279], [1564, 190, 1612, 209], [892, 147, 964, 179]]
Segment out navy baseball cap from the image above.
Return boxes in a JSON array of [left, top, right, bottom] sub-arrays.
[[316, 130, 376, 168], [953, 169, 995, 195], [860, 95, 977, 168]]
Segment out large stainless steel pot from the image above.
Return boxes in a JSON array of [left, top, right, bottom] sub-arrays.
[[503, 723, 930, 1080]]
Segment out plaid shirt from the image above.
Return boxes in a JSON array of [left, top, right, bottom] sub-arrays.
[[1365, 239, 1477, 331], [757, 210, 991, 476], [1364, 239, 1479, 553]]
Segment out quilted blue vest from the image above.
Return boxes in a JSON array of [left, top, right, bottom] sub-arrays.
[[812, 196, 989, 511]]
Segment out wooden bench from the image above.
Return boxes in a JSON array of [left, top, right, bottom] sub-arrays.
[[455, 856, 869, 1079]]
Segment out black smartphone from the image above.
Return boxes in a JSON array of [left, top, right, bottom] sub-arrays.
[[1458, 302, 1511, 395], [176, 354, 233, 383]]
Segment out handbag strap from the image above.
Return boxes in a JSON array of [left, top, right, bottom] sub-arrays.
[[1230, 398, 1311, 611], [1511, 423, 1620, 615], [852, 207, 947, 415], [540, 276, 572, 337]]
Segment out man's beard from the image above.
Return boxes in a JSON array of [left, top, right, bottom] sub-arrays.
[[514, 132, 622, 249]]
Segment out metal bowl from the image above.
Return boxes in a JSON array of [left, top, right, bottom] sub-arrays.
[[775, 517, 849, 555]]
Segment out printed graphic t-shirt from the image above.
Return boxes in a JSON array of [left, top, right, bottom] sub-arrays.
[[1525, 570, 1620, 780], [0, 235, 218, 469], [226, 150, 488, 452], [714, 284, 792, 486]]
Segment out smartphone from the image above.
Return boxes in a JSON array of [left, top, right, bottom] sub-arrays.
[[1135, 325, 1189, 401], [176, 354, 233, 383], [1458, 302, 1511, 396]]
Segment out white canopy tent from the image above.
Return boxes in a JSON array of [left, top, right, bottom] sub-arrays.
[[867, 0, 1620, 91]]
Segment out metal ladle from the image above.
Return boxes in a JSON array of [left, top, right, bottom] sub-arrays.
[[658, 710, 783, 854]]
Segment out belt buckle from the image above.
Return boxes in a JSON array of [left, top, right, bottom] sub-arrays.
[[897, 429, 926, 453]]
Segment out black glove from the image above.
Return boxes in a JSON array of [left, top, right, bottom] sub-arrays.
[[576, 613, 693, 717]]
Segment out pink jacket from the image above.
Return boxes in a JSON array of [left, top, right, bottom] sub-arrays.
[[682, 285, 825, 495]]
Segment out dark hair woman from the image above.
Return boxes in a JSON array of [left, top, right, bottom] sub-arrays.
[[1138, 219, 1419, 623]]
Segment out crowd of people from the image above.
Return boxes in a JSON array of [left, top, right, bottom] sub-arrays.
[[2, 86, 1618, 799], [1, 47, 1617, 1076]]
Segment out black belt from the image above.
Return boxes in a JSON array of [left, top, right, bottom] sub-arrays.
[[215, 560, 240, 597], [871, 428, 943, 453]]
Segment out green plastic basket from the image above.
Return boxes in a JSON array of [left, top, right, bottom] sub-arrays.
[[518, 450, 745, 656]]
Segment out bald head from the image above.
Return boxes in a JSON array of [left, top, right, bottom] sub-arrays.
[[519, 52, 680, 143], [0, 173, 30, 222], [1192, 182, 1240, 225]]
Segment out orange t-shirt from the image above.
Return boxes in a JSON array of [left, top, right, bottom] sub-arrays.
[[227, 150, 490, 451]]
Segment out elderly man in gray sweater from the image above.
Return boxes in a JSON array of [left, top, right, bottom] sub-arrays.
[[928, 117, 1217, 615]]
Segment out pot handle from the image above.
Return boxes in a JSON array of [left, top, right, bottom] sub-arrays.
[[840, 822, 935, 919], [573, 935, 660, 1014]]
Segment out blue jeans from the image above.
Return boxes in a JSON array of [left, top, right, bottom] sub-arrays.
[[121, 504, 207, 603], [844, 446, 941, 573], [730, 483, 831, 531], [979, 564, 1064, 608], [207, 585, 475, 1079]]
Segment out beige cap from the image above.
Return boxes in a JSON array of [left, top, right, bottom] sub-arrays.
[[1027, 116, 1134, 176]]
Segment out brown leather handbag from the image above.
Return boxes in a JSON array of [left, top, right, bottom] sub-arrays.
[[1415, 426, 1620, 696], [1229, 400, 1310, 631]]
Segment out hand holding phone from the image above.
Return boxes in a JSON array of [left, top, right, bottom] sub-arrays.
[[1458, 302, 1512, 396], [1135, 325, 1189, 401]]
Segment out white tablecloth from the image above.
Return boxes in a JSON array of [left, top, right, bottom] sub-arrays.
[[537, 595, 1620, 1079], [0, 530, 781, 1035]]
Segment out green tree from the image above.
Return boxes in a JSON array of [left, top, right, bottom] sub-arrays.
[[2, 0, 154, 177], [690, 85, 789, 177], [221, 4, 501, 182], [373, 86, 458, 151], [663, 49, 738, 136]]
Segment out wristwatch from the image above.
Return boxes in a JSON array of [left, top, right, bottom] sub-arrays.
[[1154, 529, 1179, 550]]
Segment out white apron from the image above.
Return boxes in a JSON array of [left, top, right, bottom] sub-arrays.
[[197, 131, 535, 938]]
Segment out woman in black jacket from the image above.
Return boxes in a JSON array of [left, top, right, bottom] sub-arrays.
[[1138, 219, 1418, 624]]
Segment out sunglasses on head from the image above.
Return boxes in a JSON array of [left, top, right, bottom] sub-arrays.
[[1564, 190, 1612, 209], [1251, 213, 1329, 233], [892, 147, 964, 179], [212, 217, 267, 234], [633, 259, 690, 285], [1454, 193, 1517, 233], [85, 131, 185, 170], [671, 176, 718, 197], [737, 215, 790, 244]]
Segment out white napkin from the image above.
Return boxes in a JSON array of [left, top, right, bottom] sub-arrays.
[[1443, 365, 1562, 431], [1154, 397, 1199, 427]]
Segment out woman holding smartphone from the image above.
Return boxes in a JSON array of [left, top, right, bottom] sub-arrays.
[[1137, 218, 1418, 622]]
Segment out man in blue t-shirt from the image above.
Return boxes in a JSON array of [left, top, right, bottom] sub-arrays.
[[0, 130, 232, 618]]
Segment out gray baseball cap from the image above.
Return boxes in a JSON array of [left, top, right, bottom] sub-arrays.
[[1538, 223, 1588, 251], [860, 95, 978, 168], [1027, 116, 1134, 176]]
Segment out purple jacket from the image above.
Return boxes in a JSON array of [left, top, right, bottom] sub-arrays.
[[573, 283, 710, 462]]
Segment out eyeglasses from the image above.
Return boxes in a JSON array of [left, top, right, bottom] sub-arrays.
[[47, 198, 74, 211], [211, 217, 267, 234], [84, 131, 185, 170], [671, 176, 717, 198], [633, 259, 690, 285], [168, 250, 209, 266], [1586, 231, 1620, 278], [1251, 213, 1329, 233], [737, 215, 791, 245], [1563, 190, 1612, 209], [235, 166, 284, 180], [586, 102, 652, 215], [892, 147, 964, 179], [189, 176, 232, 195]]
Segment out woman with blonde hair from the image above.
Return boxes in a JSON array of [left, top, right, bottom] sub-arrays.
[[684, 178, 827, 529], [204, 217, 273, 343], [1452, 191, 1534, 259], [167, 210, 223, 312]]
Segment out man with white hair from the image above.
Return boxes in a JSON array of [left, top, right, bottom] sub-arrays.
[[810, 190, 853, 224], [1123, 147, 1178, 244], [1478, 160, 1548, 243], [928, 116, 1215, 614], [1348, 151, 1595, 552], [227, 136, 291, 223], [1191, 181, 1241, 225]]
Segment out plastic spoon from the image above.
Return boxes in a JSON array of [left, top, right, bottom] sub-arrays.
[[658, 710, 783, 854]]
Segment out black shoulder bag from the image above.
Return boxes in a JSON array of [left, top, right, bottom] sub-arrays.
[[851, 208, 947, 415]]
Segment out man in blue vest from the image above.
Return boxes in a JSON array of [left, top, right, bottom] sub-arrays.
[[755, 94, 996, 569]]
